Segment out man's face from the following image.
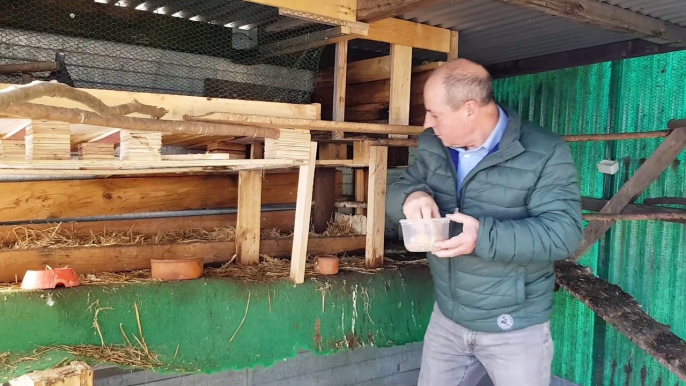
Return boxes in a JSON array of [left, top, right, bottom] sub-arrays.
[[422, 76, 476, 148]]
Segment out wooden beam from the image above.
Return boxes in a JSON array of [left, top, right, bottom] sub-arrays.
[[556, 260, 686, 381], [317, 56, 442, 86], [582, 197, 686, 225], [570, 127, 686, 261], [290, 142, 318, 284], [365, 145, 388, 268], [266, 17, 450, 56], [236, 170, 263, 265], [365, 17, 451, 52], [0, 236, 366, 283], [357, 0, 445, 23], [186, 113, 425, 136], [245, 0, 358, 23], [278, 8, 369, 32], [495, 0, 686, 47], [353, 141, 370, 216]]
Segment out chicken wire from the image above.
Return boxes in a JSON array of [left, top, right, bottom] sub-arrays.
[[0, 0, 331, 104]]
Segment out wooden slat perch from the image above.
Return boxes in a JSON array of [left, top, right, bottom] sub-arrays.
[[0, 81, 167, 118], [0, 104, 281, 139], [556, 260, 686, 381]]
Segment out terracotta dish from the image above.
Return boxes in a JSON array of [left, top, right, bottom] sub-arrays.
[[314, 255, 339, 275], [21, 268, 80, 290], [151, 258, 204, 281]]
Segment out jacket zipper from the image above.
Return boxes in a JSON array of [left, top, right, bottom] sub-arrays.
[[440, 146, 460, 305]]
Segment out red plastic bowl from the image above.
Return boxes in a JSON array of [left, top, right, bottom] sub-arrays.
[[21, 268, 80, 290]]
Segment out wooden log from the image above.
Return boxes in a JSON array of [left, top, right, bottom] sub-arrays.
[[0, 81, 167, 118], [0, 236, 366, 283], [0, 83, 320, 120], [0, 61, 57, 74], [644, 197, 686, 207], [570, 127, 686, 261], [556, 260, 686, 382], [366, 146, 388, 268], [563, 131, 672, 142], [290, 142, 318, 284], [236, 171, 263, 265]]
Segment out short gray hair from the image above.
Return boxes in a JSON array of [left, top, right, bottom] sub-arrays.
[[442, 71, 494, 110]]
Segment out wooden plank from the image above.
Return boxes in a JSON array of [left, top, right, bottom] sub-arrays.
[[0, 236, 366, 283], [332, 40, 348, 139], [245, 0, 357, 23], [263, 27, 358, 57], [495, 0, 686, 47], [0, 83, 320, 120], [290, 142, 318, 284], [0, 212, 298, 244], [365, 146, 388, 268], [278, 8, 369, 32], [570, 127, 686, 261], [316, 56, 442, 86], [187, 113, 424, 136], [448, 30, 459, 60], [357, 0, 446, 22], [313, 169, 337, 233], [236, 171, 263, 265], [556, 260, 686, 382], [0, 173, 301, 222], [389, 44, 412, 139]]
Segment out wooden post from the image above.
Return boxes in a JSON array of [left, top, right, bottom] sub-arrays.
[[448, 31, 459, 60], [365, 145, 388, 268], [388, 44, 412, 132], [353, 141, 370, 215], [236, 170, 263, 265], [570, 127, 686, 261], [290, 142, 318, 284]]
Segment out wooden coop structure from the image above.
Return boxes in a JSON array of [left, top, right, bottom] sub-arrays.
[[0, 0, 685, 385]]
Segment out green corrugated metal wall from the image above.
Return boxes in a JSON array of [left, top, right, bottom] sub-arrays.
[[493, 51, 686, 386]]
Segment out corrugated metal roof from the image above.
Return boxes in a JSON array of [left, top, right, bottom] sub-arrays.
[[396, 0, 633, 65], [598, 0, 686, 26]]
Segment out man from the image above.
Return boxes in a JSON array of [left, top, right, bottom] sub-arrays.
[[386, 59, 583, 386]]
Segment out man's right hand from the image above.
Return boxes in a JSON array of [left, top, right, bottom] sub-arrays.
[[403, 191, 440, 220]]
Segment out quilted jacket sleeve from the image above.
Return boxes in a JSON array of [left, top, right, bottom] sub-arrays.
[[474, 142, 583, 264], [385, 143, 435, 225]]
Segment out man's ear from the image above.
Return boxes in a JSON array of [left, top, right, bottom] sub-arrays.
[[465, 100, 479, 121]]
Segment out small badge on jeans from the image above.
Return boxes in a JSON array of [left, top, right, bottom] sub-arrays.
[[497, 314, 514, 330]]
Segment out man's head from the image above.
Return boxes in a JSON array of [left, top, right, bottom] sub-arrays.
[[423, 58, 498, 148]]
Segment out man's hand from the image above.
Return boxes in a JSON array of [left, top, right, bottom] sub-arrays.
[[432, 212, 480, 258], [403, 191, 440, 220]]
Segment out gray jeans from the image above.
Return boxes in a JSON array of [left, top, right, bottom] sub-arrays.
[[418, 304, 554, 386]]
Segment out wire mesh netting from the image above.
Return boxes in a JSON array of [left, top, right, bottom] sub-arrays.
[[0, 0, 332, 104]]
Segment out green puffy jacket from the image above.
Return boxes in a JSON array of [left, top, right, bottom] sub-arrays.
[[386, 105, 583, 333]]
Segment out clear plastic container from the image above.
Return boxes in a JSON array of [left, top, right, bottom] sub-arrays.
[[399, 218, 451, 252]]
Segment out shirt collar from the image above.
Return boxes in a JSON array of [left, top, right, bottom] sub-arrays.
[[451, 104, 508, 153]]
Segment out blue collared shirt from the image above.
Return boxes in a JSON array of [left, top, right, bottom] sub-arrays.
[[449, 105, 508, 195]]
